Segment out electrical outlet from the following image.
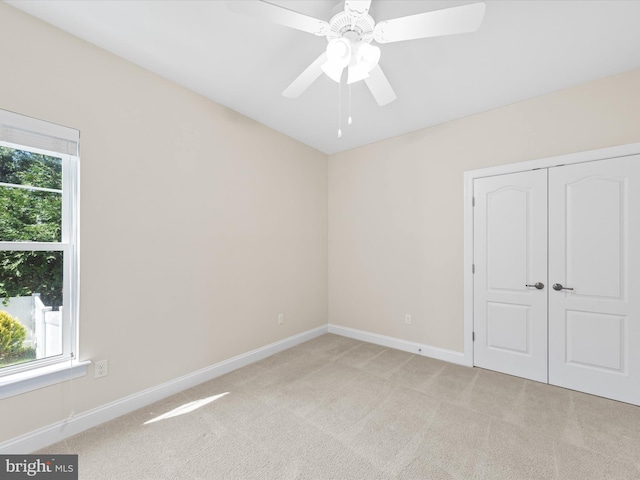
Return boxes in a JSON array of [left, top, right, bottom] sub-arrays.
[[278, 314, 284, 325], [94, 359, 108, 378], [405, 314, 412, 325]]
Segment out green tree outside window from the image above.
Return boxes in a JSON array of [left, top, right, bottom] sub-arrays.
[[0, 146, 63, 308]]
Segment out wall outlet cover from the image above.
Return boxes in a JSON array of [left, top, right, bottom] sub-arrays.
[[94, 359, 108, 378]]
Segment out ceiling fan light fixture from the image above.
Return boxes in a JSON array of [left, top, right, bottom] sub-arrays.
[[322, 61, 346, 82], [347, 42, 380, 84], [356, 42, 380, 69], [322, 37, 352, 82], [347, 64, 369, 84], [326, 37, 351, 61]]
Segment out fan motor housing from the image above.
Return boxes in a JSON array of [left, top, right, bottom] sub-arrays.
[[326, 11, 375, 42]]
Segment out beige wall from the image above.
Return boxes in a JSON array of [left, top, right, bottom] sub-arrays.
[[0, 4, 327, 443], [329, 67, 640, 353]]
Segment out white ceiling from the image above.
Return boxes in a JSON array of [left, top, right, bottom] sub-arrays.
[[7, 0, 640, 154]]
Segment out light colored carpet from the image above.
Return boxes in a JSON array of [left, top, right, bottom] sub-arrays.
[[38, 334, 640, 479]]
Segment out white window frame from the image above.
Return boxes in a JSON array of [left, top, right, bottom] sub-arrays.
[[0, 110, 88, 399]]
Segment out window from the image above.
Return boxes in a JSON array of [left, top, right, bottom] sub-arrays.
[[0, 109, 79, 382]]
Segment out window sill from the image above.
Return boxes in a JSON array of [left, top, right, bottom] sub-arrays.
[[0, 360, 90, 400]]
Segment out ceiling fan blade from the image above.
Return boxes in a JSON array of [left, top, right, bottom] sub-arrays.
[[374, 2, 486, 44], [283, 52, 328, 98], [344, 0, 372, 17], [364, 65, 396, 106], [227, 1, 329, 36]]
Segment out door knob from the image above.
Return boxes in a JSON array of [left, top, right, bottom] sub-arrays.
[[525, 282, 544, 290], [552, 283, 573, 291]]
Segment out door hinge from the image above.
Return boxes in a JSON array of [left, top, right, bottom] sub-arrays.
[[472, 263, 475, 274], [472, 196, 475, 207], [472, 332, 475, 341]]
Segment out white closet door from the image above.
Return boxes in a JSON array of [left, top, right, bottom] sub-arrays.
[[473, 170, 548, 382], [549, 156, 640, 405]]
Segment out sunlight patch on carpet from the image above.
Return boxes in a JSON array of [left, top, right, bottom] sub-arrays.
[[144, 392, 229, 425]]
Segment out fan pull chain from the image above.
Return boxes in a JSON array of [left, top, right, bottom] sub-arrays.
[[337, 80, 342, 138], [348, 84, 353, 126]]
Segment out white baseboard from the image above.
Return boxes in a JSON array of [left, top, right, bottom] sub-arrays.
[[0, 325, 328, 454], [328, 324, 466, 366]]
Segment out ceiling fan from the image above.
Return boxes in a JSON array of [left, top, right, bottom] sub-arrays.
[[229, 0, 486, 106]]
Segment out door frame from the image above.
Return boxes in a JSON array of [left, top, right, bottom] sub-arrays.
[[463, 142, 640, 367]]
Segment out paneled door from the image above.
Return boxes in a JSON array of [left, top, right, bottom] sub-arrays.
[[548, 156, 640, 405], [473, 169, 548, 383], [473, 156, 640, 405]]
